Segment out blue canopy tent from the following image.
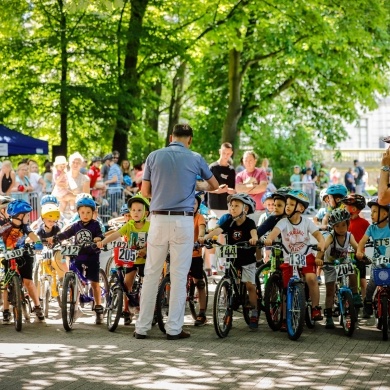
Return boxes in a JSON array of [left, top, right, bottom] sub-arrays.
[[0, 124, 48, 156]]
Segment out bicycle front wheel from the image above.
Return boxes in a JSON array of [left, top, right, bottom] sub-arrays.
[[381, 295, 388, 341], [41, 280, 51, 318], [62, 273, 77, 331], [99, 269, 110, 315], [107, 287, 123, 332], [256, 263, 270, 314], [156, 275, 170, 333], [213, 278, 232, 338], [264, 273, 284, 331], [286, 281, 305, 341], [188, 271, 209, 320], [9, 275, 23, 332], [22, 289, 32, 321], [340, 290, 356, 337], [304, 283, 315, 329]]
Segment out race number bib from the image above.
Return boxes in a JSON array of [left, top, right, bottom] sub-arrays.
[[217, 245, 237, 259], [375, 256, 390, 265], [42, 248, 53, 260], [288, 253, 307, 267], [335, 263, 354, 277], [105, 241, 127, 251], [4, 248, 25, 260], [117, 248, 137, 263], [60, 245, 80, 256]]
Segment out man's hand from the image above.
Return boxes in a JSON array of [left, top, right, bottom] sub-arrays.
[[227, 187, 236, 194], [382, 147, 390, 166]]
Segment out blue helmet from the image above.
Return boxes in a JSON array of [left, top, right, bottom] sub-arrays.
[[120, 203, 129, 215], [40, 194, 60, 207], [76, 197, 96, 211], [261, 191, 273, 204], [286, 190, 310, 209], [7, 200, 33, 216], [326, 184, 348, 198], [123, 176, 132, 187]]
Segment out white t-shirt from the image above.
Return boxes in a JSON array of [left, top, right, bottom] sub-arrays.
[[29, 172, 43, 194], [275, 216, 319, 261]]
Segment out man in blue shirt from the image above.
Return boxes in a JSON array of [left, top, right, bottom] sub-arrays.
[[135, 124, 218, 340], [104, 154, 122, 217]]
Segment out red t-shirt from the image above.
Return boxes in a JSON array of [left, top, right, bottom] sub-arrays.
[[87, 165, 101, 188], [349, 216, 370, 244]]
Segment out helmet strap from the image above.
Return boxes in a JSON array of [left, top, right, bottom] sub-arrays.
[[374, 207, 389, 225]]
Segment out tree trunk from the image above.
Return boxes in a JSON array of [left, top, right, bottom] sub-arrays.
[[113, 0, 148, 160], [222, 49, 242, 146], [145, 80, 162, 154], [166, 61, 187, 146]]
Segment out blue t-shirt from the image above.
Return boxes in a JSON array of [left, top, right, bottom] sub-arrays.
[[365, 224, 390, 259]]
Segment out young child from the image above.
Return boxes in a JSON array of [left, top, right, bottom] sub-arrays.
[[340, 193, 370, 317], [97, 194, 150, 325], [199, 193, 259, 329], [264, 190, 325, 321], [319, 208, 359, 329], [1, 200, 45, 324], [192, 194, 208, 326], [321, 184, 348, 229], [48, 197, 105, 324], [313, 189, 329, 226], [257, 191, 275, 227], [51, 155, 76, 214], [290, 165, 302, 190], [356, 198, 390, 318]]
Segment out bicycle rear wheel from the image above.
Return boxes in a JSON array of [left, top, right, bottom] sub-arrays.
[[188, 271, 209, 320], [62, 273, 77, 331], [264, 273, 284, 331], [256, 263, 270, 314], [99, 269, 110, 315], [240, 283, 251, 325], [41, 280, 51, 318], [340, 290, 356, 337], [156, 275, 170, 333], [22, 289, 32, 321], [286, 281, 305, 341], [107, 287, 123, 332], [304, 282, 315, 329], [9, 275, 23, 332], [381, 295, 388, 341], [213, 278, 232, 338]]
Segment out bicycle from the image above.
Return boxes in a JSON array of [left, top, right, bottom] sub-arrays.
[[156, 245, 209, 333], [57, 242, 109, 331], [0, 245, 35, 331], [211, 239, 261, 338], [323, 259, 357, 337]]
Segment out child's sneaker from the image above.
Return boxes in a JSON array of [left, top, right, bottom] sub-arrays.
[[94, 305, 104, 325], [123, 311, 132, 326], [2, 310, 11, 325], [353, 293, 363, 308], [312, 306, 323, 321], [33, 306, 45, 321], [249, 316, 258, 329], [317, 276, 322, 285], [363, 299, 373, 316], [280, 320, 287, 332], [194, 314, 207, 327]]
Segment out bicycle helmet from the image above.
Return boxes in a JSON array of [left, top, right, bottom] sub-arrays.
[[367, 197, 390, 225], [326, 184, 348, 198], [286, 190, 310, 209], [41, 204, 60, 221], [340, 194, 366, 210], [328, 208, 351, 227], [123, 176, 132, 187], [272, 187, 290, 201], [319, 188, 329, 201], [127, 193, 150, 211], [120, 203, 129, 215], [7, 200, 33, 216], [227, 193, 256, 215], [0, 195, 14, 210], [261, 191, 273, 204], [40, 194, 60, 207], [75, 193, 93, 204], [76, 197, 96, 211]]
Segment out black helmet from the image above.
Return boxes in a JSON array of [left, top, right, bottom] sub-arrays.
[[329, 208, 350, 227], [367, 197, 390, 211], [340, 194, 366, 210]]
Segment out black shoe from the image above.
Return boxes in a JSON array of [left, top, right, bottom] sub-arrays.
[[167, 330, 191, 340], [133, 331, 146, 339], [363, 299, 373, 316]]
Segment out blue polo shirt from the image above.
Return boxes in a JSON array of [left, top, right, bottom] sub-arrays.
[[107, 163, 122, 189], [143, 141, 213, 212]]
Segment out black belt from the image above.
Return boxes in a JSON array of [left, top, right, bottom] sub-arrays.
[[152, 211, 194, 216]]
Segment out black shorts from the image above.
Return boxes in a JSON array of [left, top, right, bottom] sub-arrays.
[[356, 260, 367, 279], [125, 263, 145, 277], [74, 260, 100, 283], [2, 253, 34, 281], [190, 256, 204, 280]]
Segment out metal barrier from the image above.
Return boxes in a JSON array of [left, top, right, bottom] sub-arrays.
[[97, 186, 125, 224], [10, 191, 41, 222]]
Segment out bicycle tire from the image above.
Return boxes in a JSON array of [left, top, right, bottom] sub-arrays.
[[213, 278, 232, 338], [256, 263, 270, 314], [264, 273, 284, 331], [188, 271, 209, 320], [99, 269, 110, 315], [286, 281, 305, 341], [304, 282, 315, 329], [56, 278, 63, 308], [105, 255, 115, 281], [41, 280, 51, 318], [381, 295, 388, 341], [156, 275, 170, 333], [107, 287, 123, 332], [340, 290, 356, 337], [240, 283, 251, 325], [10, 275, 23, 332], [62, 272, 77, 331], [22, 290, 32, 321]]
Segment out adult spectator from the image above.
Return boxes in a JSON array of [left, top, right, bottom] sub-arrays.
[[67, 152, 90, 196], [135, 123, 218, 339], [301, 160, 317, 181], [27, 159, 46, 195], [42, 161, 53, 194], [11, 162, 34, 202], [88, 157, 106, 199], [329, 167, 340, 184], [133, 162, 144, 191], [378, 146, 390, 204], [236, 157, 245, 173], [353, 159, 365, 195], [79, 158, 88, 174], [120, 159, 132, 184], [235, 151, 268, 224], [104, 153, 122, 216], [261, 158, 273, 183], [344, 168, 355, 193], [0, 160, 16, 195], [100, 155, 111, 182], [290, 165, 301, 190]]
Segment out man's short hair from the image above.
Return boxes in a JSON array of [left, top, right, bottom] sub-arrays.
[[172, 124, 193, 137], [353, 159, 358, 164], [221, 142, 233, 149]]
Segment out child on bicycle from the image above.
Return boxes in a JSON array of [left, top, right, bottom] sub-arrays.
[[199, 193, 259, 329], [0, 199, 45, 324], [192, 194, 207, 326], [48, 197, 105, 324], [356, 197, 390, 318], [35, 202, 68, 303], [340, 194, 370, 317], [257, 192, 275, 227], [264, 190, 325, 321], [318, 208, 359, 329], [97, 194, 149, 325], [320, 184, 348, 230]]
